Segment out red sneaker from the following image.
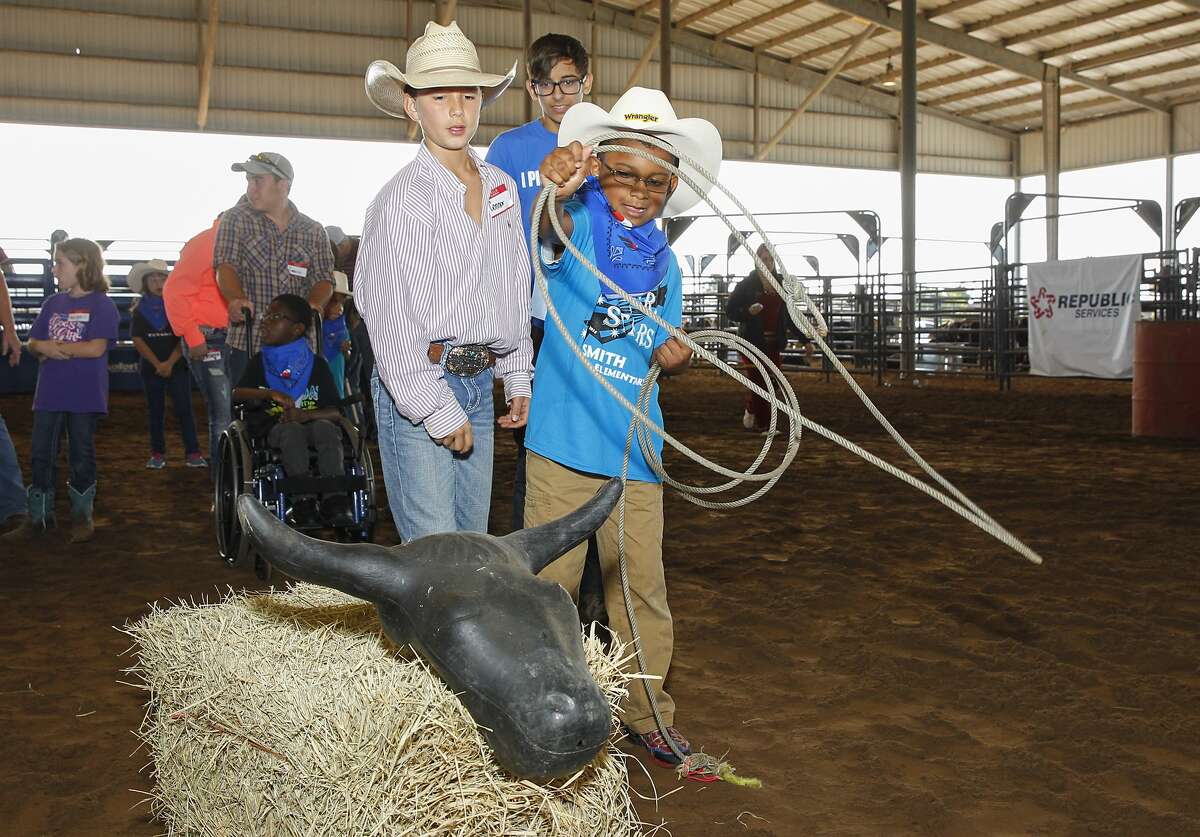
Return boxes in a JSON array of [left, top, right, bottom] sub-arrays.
[[625, 725, 692, 767]]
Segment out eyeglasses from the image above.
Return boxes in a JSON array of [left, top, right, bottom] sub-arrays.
[[530, 76, 584, 96], [597, 158, 673, 194], [261, 312, 297, 324]]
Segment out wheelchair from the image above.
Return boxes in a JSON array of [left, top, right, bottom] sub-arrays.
[[213, 396, 377, 579]]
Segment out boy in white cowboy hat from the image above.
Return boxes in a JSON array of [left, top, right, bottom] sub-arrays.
[[524, 86, 722, 769], [354, 21, 534, 541], [127, 259, 205, 470]]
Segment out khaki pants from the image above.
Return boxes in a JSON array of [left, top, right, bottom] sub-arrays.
[[524, 452, 675, 734]]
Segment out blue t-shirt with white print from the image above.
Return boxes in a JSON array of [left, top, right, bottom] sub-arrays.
[[485, 119, 558, 323], [525, 200, 682, 483]]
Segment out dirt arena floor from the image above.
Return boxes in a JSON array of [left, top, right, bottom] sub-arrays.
[[1, 368, 1198, 836]]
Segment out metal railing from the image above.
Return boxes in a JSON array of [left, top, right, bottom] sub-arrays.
[[690, 247, 1199, 388]]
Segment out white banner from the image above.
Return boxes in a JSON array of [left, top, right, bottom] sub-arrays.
[[1027, 254, 1142, 378]]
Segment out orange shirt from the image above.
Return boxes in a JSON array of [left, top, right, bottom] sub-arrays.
[[163, 219, 227, 349]]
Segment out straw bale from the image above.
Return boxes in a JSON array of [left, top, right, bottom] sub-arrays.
[[126, 583, 647, 836]]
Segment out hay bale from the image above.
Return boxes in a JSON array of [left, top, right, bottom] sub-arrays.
[[125, 583, 646, 836]]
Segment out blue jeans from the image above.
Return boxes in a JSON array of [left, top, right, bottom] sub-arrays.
[[372, 368, 494, 542], [31, 410, 98, 493], [142, 367, 200, 456], [185, 329, 232, 466], [0, 412, 25, 519]]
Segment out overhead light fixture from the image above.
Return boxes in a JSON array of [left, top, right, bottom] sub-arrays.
[[882, 60, 896, 87]]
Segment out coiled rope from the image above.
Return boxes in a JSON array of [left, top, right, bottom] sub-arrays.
[[528, 130, 1044, 777]]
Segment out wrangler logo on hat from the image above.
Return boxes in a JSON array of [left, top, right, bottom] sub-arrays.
[[623, 113, 660, 123]]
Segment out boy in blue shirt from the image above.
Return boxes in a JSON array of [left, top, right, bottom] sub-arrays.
[[525, 88, 722, 769], [486, 33, 593, 531]]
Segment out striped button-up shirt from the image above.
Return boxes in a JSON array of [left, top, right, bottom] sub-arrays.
[[213, 195, 334, 355], [355, 144, 533, 439]]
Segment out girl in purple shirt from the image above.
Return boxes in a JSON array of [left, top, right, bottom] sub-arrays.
[[9, 238, 119, 543]]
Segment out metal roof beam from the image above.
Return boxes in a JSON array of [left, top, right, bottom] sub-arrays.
[[1108, 56, 1199, 85], [960, 0, 1062, 35], [1001, 0, 1168, 48], [1070, 29, 1200, 73], [790, 25, 890, 64], [809, 0, 1167, 111], [926, 0, 993, 17], [868, 52, 959, 85], [1038, 12, 1200, 60], [676, 0, 746, 29], [715, 0, 812, 42], [196, 0, 220, 130], [756, 23, 879, 159], [915, 64, 998, 93], [924, 76, 1028, 108], [760, 12, 850, 52], [500, 0, 1015, 137]]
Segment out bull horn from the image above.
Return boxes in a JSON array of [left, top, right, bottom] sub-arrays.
[[236, 495, 408, 602], [501, 478, 623, 575]]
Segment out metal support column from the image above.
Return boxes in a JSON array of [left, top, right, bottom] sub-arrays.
[[1043, 67, 1060, 261], [1165, 109, 1175, 251], [660, 0, 672, 97], [523, 0, 532, 123], [1012, 138, 1022, 265], [752, 64, 760, 158], [900, 0, 917, 375]]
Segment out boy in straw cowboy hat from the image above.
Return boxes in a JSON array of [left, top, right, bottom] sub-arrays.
[[525, 87, 722, 769], [354, 21, 533, 541]]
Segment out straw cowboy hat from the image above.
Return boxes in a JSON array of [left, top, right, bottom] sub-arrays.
[[127, 259, 171, 294], [331, 270, 353, 297], [558, 87, 723, 217], [365, 21, 516, 119]]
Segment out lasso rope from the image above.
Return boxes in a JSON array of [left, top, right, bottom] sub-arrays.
[[528, 130, 1044, 778]]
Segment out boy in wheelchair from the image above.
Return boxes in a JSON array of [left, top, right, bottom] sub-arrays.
[[232, 293, 354, 527]]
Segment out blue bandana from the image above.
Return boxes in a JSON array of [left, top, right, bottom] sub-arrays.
[[137, 293, 169, 331], [261, 337, 315, 403], [577, 177, 669, 294], [322, 314, 349, 363]]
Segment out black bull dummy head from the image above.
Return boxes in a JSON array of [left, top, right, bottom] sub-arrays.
[[236, 478, 622, 780]]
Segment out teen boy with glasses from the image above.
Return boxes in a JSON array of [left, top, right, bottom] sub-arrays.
[[485, 33, 593, 532]]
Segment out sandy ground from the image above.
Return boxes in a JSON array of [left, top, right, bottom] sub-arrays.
[[1, 369, 1198, 836]]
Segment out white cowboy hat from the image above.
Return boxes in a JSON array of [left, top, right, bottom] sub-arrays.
[[127, 259, 171, 294], [365, 21, 516, 119], [331, 270, 353, 297], [558, 87, 723, 217]]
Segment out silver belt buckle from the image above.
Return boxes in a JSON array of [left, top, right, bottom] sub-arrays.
[[442, 344, 490, 377]]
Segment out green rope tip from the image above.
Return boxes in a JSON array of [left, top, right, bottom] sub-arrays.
[[717, 762, 763, 788]]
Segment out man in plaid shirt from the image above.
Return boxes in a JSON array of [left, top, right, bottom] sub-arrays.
[[214, 151, 334, 384]]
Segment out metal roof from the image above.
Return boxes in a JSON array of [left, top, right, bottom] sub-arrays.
[[2, 0, 1199, 175], [612, 0, 1200, 130]]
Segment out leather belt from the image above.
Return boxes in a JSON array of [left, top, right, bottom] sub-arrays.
[[428, 342, 497, 377]]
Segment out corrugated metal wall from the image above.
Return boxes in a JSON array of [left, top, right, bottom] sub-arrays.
[[1018, 105, 1200, 176], [0, 0, 1016, 175]]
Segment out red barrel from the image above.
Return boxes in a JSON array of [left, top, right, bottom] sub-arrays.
[[1132, 321, 1200, 440]]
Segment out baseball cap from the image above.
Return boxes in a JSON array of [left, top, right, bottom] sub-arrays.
[[231, 151, 294, 181], [325, 225, 348, 246]]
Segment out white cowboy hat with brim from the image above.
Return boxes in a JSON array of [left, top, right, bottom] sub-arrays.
[[127, 259, 171, 294], [365, 21, 516, 119], [332, 270, 353, 297], [558, 86, 723, 217]]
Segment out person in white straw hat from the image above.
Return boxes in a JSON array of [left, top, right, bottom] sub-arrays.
[[128, 259, 205, 471], [354, 21, 534, 542], [521, 86, 724, 770]]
